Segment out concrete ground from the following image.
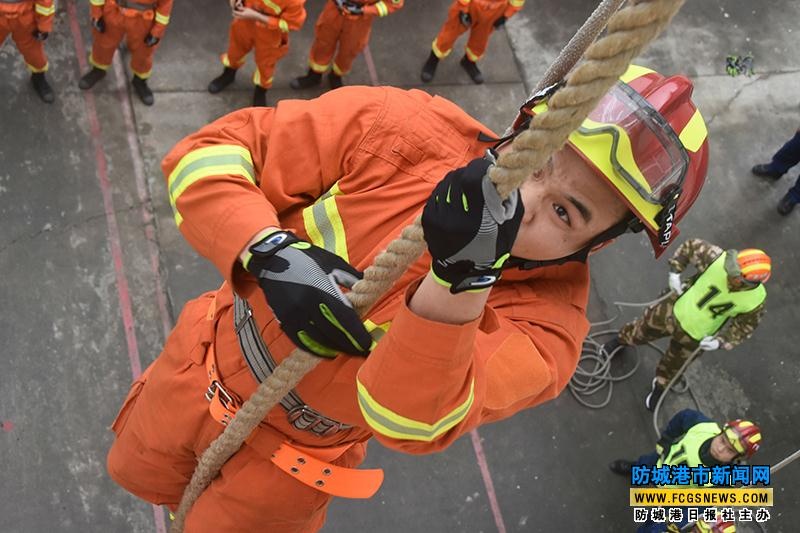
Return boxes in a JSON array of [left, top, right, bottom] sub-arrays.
[[1, 0, 797, 531]]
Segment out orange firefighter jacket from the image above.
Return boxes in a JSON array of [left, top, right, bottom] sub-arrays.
[[0, 0, 55, 33], [163, 86, 590, 453], [236, 0, 306, 32], [90, 0, 173, 39]]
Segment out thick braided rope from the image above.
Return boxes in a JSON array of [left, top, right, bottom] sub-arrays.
[[170, 1, 685, 529]]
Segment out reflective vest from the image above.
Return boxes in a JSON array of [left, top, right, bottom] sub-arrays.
[[658, 421, 721, 487], [673, 253, 766, 341]]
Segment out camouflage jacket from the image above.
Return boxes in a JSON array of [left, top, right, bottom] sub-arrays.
[[667, 238, 765, 347]]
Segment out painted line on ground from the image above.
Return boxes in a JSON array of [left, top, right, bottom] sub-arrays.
[[470, 429, 508, 533], [65, 2, 167, 532], [363, 44, 380, 86]]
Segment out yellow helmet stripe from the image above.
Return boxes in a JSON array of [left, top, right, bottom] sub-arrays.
[[678, 108, 707, 153]]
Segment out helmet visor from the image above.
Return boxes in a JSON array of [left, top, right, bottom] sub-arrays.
[[569, 81, 690, 229]]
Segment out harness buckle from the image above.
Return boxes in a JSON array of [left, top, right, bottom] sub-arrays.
[[287, 405, 344, 437]]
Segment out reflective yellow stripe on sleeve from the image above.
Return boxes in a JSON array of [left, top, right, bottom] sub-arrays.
[[155, 12, 170, 25], [357, 378, 474, 442], [278, 19, 289, 32], [167, 145, 255, 226], [375, 1, 388, 16], [261, 0, 282, 14], [509, 0, 525, 7], [89, 0, 105, 6], [35, 3, 56, 16], [302, 182, 349, 262]]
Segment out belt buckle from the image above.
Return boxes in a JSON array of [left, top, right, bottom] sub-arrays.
[[287, 405, 342, 437], [206, 380, 235, 409]]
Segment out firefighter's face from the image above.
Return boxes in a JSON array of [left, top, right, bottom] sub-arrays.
[[710, 433, 739, 463], [511, 146, 630, 261]]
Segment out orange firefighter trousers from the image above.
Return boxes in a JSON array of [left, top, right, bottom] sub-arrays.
[[106, 293, 367, 533], [308, 1, 373, 76], [0, 8, 47, 72], [223, 19, 289, 89], [90, 5, 160, 78], [433, 0, 508, 62]]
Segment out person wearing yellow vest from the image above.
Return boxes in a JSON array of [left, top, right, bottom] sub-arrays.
[[609, 409, 761, 533], [606, 239, 771, 411]]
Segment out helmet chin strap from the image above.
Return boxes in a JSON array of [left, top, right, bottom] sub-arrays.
[[506, 215, 644, 271]]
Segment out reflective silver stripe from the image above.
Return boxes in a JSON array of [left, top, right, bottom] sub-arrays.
[[233, 295, 351, 437]]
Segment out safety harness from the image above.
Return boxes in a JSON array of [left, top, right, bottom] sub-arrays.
[[203, 291, 383, 498]]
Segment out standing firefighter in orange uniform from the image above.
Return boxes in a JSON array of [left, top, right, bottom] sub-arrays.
[[0, 0, 56, 102], [78, 0, 173, 106], [207, 0, 306, 107], [421, 0, 525, 84], [106, 66, 709, 531], [290, 0, 403, 91]]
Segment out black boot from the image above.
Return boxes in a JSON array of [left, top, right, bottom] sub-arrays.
[[644, 378, 665, 412], [290, 69, 322, 90], [777, 192, 797, 215], [31, 72, 54, 103], [751, 163, 783, 180], [328, 72, 344, 90], [420, 51, 439, 83], [608, 459, 634, 476], [208, 67, 237, 94], [460, 55, 484, 84], [78, 67, 106, 90], [131, 75, 154, 106], [252, 86, 267, 107]]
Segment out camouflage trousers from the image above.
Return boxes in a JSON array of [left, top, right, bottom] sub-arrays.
[[618, 294, 700, 382]]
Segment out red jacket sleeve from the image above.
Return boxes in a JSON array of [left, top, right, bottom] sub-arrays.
[[265, 0, 306, 32], [364, 0, 404, 17], [161, 87, 388, 293], [34, 0, 56, 32], [89, 0, 104, 21], [149, 0, 174, 39], [504, 0, 525, 18], [356, 263, 591, 453]]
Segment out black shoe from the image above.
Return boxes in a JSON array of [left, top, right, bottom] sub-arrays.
[[644, 378, 665, 412], [31, 72, 54, 103], [290, 69, 322, 90], [78, 67, 106, 90], [252, 86, 267, 107], [609, 459, 634, 476], [603, 337, 629, 355], [328, 72, 344, 90], [751, 163, 783, 180], [131, 75, 154, 106], [208, 67, 237, 94], [420, 51, 439, 83], [460, 55, 484, 84], [777, 192, 797, 215]]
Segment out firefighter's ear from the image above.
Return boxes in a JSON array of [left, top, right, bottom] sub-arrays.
[[588, 239, 615, 255]]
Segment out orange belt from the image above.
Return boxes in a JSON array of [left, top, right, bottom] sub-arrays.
[[202, 318, 383, 498]]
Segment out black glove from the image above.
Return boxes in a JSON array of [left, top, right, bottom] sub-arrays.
[[144, 33, 160, 47], [343, 0, 363, 15], [459, 10, 472, 27], [422, 156, 524, 293], [91, 17, 106, 33], [33, 30, 49, 41], [655, 435, 673, 456], [493, 15, 506, 29], [245, 230, 372, 358]]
